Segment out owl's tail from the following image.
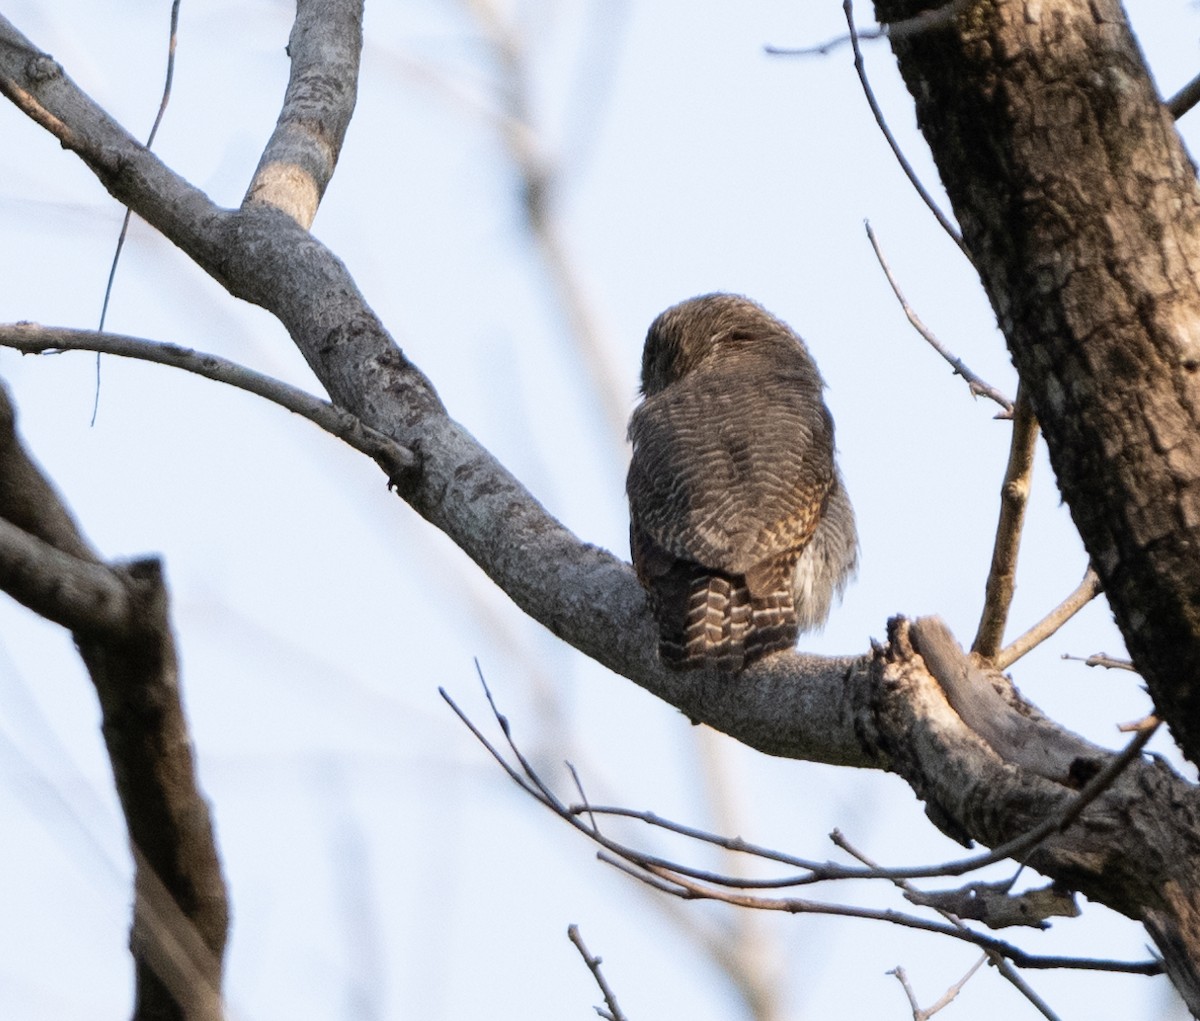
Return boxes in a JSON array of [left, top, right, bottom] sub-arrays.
[[658, 569, 799, 672]]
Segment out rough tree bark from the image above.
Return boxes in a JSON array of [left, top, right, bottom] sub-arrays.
[[875, 0, 1200, 765], [4, 0, 1200, 1016]]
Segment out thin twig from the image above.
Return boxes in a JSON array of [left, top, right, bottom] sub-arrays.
[[765, 0, 969, 57], [922, 955, 987, 1018], [568, 925, 630, 1021], [997, 569, 1102, 670], [973, 387, 1039, 659], [890, 965, 922, 1018], [94, 0, 182, 424], [1061, 652, 1138, 673], [579, 718, 1157, 885], [892, 956, 989, 1020], [443, 683, 1161, 979], [0, 324, 415, 479], [608, 855, 1157, 975], [845, 2, 969, 257], [865, 222, 1013, 413], [567, 761, 600, 835], [835, 833, 1061, 1021]]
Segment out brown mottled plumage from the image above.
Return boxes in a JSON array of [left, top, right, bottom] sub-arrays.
[[627, 294, 857, 672]]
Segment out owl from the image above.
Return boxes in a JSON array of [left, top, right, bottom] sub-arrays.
[[627, 293, 857, 672]]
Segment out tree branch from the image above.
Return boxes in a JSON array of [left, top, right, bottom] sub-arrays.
[[865, 221, 1012, 413], [243, 0, 362, 226], [7, 5, 1200, 1007], [568, 925, 630, 1021], [0, 8, 879, 769], [997, 569, 1101, 671], [0, 380, 227, 1020], [0, 515, 131, 631], [972, 388, 1039, 659], [0, 323, 416, 481]]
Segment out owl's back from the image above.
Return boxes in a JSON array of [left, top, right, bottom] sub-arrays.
[[627, 294, 856, 671]]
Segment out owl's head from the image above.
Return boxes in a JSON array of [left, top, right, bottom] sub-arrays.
[[639, 293, 808, 396]]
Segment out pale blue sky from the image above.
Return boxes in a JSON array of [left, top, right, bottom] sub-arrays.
[[0, 2, 1197, 1018]]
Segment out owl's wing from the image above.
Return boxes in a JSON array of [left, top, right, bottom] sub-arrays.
[[627, 359, 835, 579]]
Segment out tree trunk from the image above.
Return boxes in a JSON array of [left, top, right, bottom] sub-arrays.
[[873, 0, 1200, 1008], [875, 0, 1200, 784]]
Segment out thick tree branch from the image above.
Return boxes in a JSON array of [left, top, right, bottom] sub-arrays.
[[75, 558, 228, 1021], [243, 0, 362, 226], [0, 10, 878, 769]]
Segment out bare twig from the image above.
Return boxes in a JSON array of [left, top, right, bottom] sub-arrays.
[[1119, 714, 1160, 734], [609, 855, 1157, 975], [890, 958, 988, 1020], [890, 965, 922, 1017], [0, 323, 415, 480], [569, 718, 1157, 889], [568, 925, 630, 1021], [844, 2, 969, 257], [836, 833, 1060, 1020], [93, 0, 181, 424], [444, 681, 1161, 978], [765, 0, 970, 57], [973, 388, 1039, 659], [1062, 652, 1137, 673], [997, 569, 1102, 670], [566, 761, 600, 835], [865, 222, 1013, 413], [923, 956, 987, 1018]]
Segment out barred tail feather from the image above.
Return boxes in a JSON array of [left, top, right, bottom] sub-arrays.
[[656, 570, 798, 672]]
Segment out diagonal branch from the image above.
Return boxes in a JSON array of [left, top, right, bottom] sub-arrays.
[[997, 569, 1102, 671], [0, 8, 877, 769], [568, 925, 630, 1021], [865, 222, 1012, 413], [844, 0, 968, 257], [0, 380, 228, 1021]]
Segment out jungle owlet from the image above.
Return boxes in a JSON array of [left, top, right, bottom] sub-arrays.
[[627, 294, 857, 672]]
